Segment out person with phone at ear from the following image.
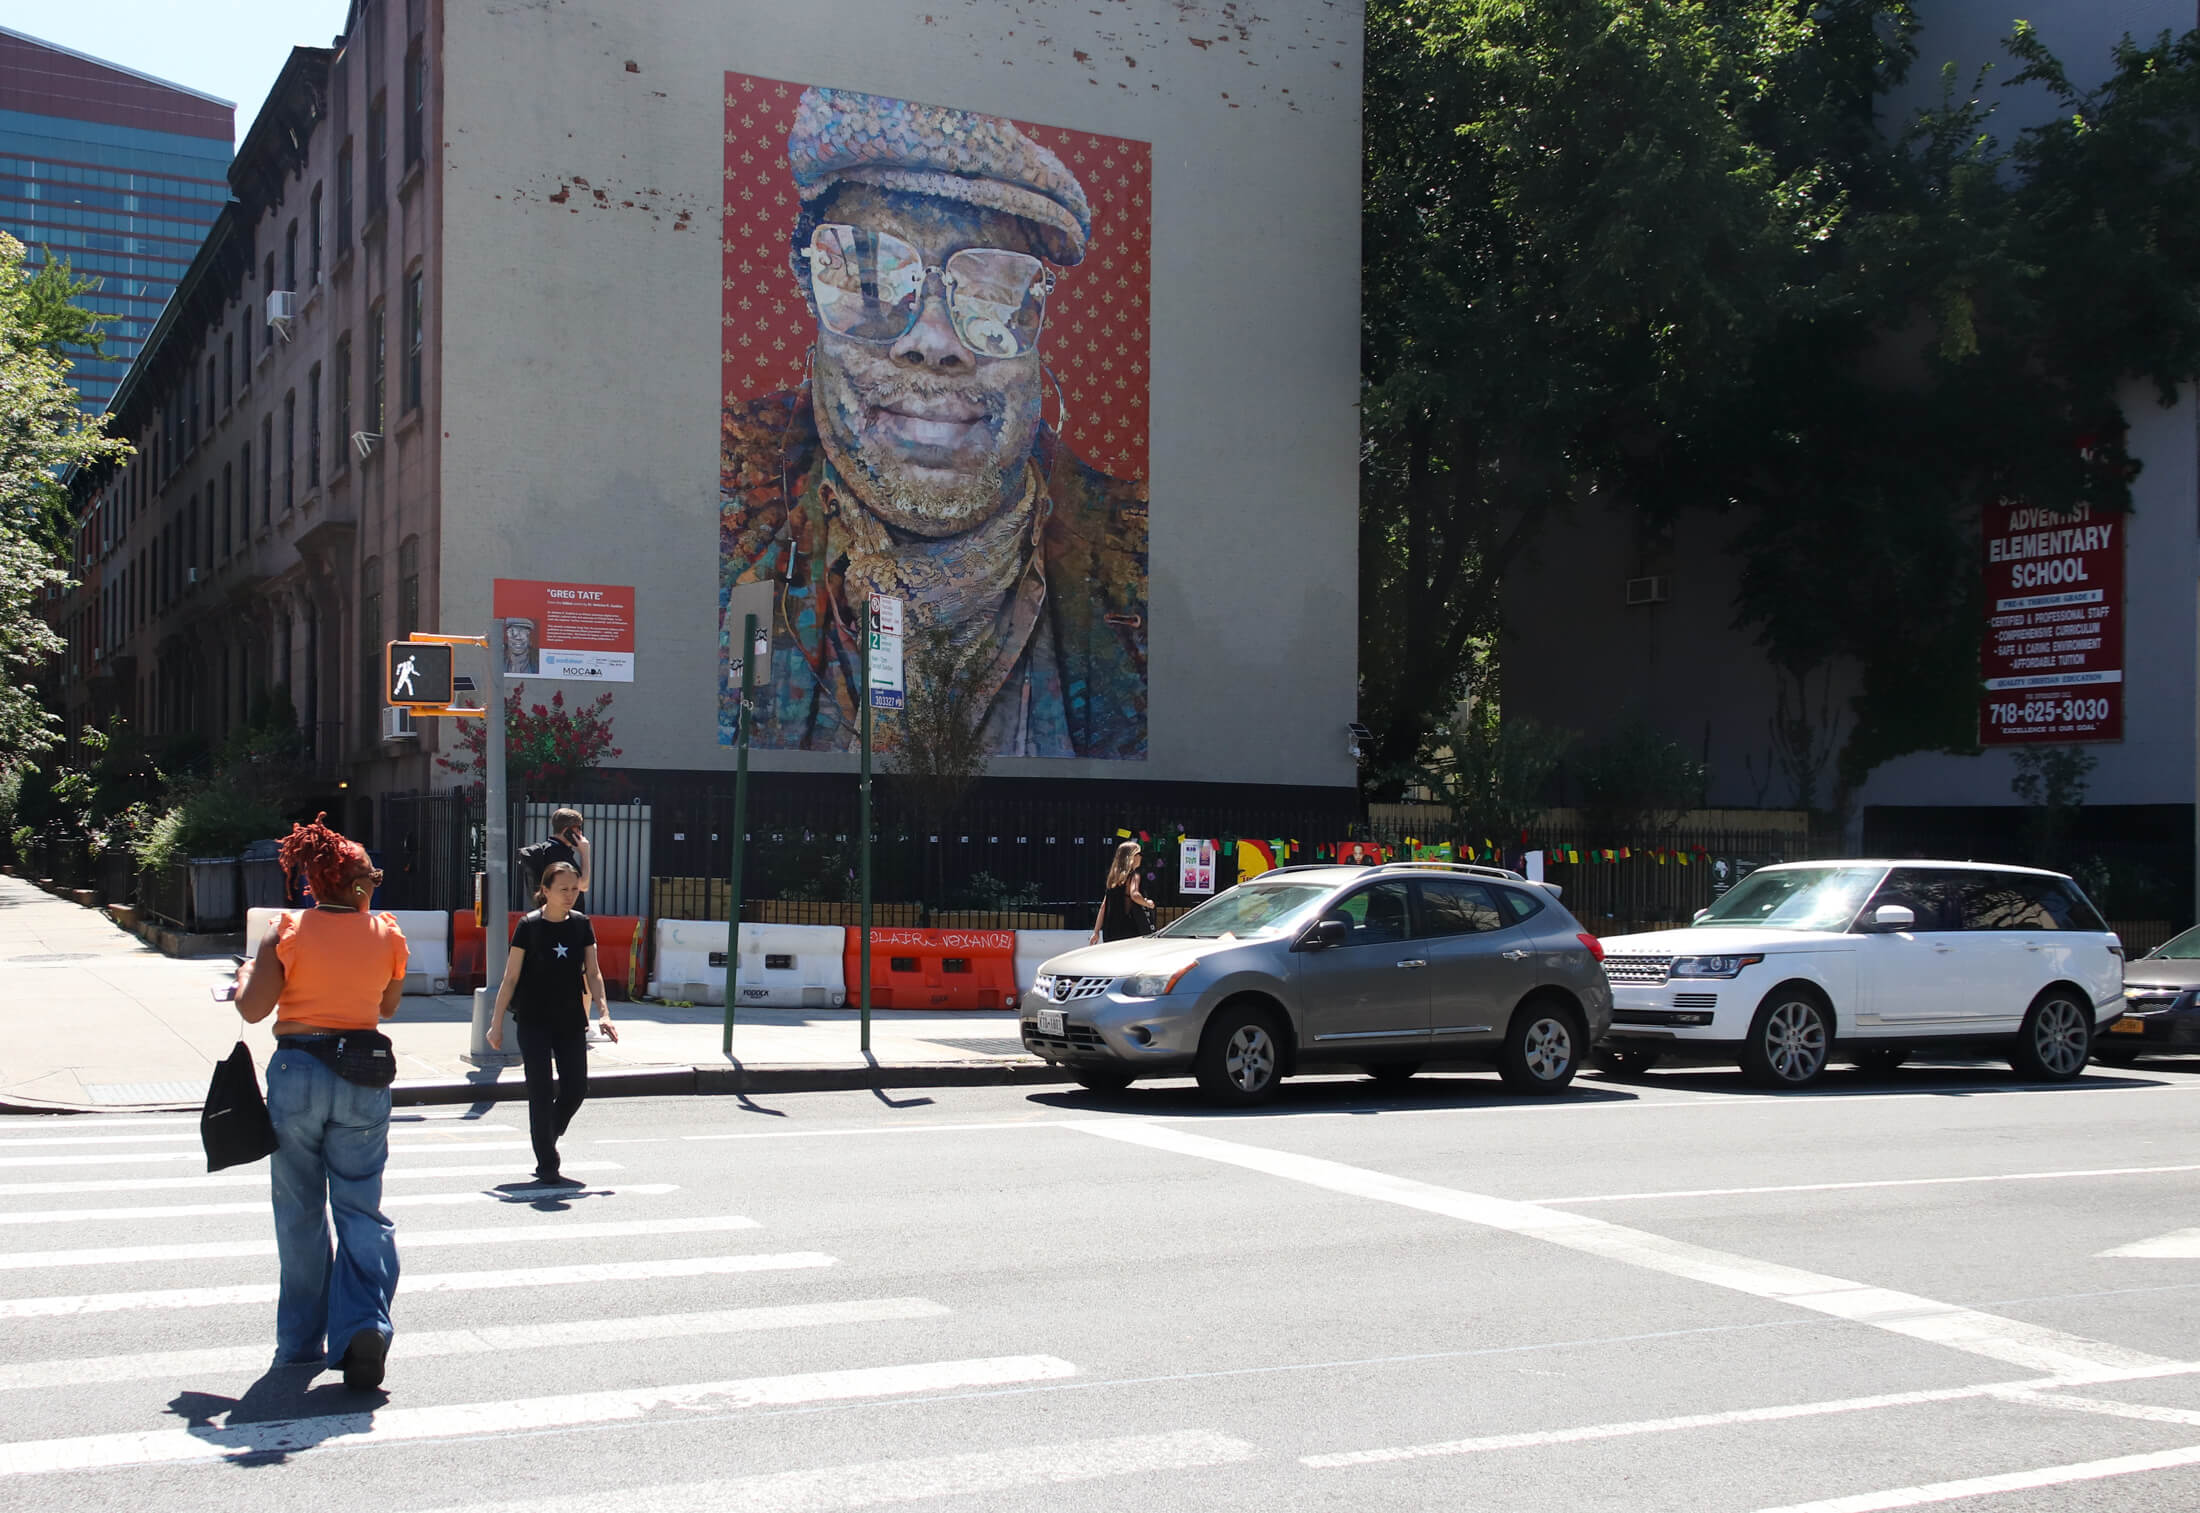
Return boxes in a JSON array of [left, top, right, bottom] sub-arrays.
[[517, 805, 591, 901], [487, 860, 613, 1185]]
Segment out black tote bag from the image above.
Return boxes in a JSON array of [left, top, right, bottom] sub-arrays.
[[201, 1041, 278, 1172]]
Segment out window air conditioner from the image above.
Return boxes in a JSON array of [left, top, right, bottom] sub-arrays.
[[380, 704, 418, 741], [266, 290, 295, 341], [1624, 575, 1670, 606]]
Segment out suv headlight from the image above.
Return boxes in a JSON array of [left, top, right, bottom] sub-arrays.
[[1119, 963, 1197, 999], [1668, 954, 1765, 979]]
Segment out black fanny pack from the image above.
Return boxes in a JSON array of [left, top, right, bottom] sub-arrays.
[[295, 1031, 398, 1089]]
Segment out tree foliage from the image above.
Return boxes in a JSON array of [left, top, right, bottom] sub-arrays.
[[437, 689, 623, 801], [883, 624, 994, 836], [1361, 5, 2200, 799]]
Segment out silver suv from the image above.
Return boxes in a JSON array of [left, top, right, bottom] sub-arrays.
[[1023, 863, 1614, 1104]]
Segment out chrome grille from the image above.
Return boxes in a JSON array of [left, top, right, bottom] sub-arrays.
[[1039, 974, 1113, 1004], [1602, 956, 1672, 986], [1672, 992, 1718, 1011]]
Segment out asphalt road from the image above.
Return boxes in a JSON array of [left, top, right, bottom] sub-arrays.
[[3, 1057, 2199, 1511]]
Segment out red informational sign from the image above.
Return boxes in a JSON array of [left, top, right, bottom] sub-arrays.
[[491, 580, 636, 683], [1979, 503, 2123, 745]]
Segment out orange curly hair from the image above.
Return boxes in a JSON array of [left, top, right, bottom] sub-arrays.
[[279, 813, 379, 906]]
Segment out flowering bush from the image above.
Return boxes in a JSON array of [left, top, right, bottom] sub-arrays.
[[437, 689, 621, 801]]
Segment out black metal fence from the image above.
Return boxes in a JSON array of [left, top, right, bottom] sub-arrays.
[[375, 792, 473, 913]]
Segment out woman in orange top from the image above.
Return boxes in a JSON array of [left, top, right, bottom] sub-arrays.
[[234, 815, 408, 1391]]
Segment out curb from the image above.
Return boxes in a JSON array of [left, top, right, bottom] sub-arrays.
[[1, 1059, 1080, 1116]]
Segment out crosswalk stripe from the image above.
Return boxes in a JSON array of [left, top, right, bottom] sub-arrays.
[[0, 1139, 539, 1169], [0, 1215, 758, 1270], [0, 1160, 620, 1198], [0, 1296, 951, 1393], [0, 1182, 679, 1227], [409, 1429, 1257, 1512], [0, 1124, 517, 1148], [0, 1251, 835, 1318], [0, 1354, 1078, 1477]]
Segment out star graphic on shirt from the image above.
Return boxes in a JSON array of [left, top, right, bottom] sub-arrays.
[[554, 943, 569, 959]]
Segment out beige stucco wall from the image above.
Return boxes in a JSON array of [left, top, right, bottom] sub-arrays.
[[436, 0, 1363, 789]]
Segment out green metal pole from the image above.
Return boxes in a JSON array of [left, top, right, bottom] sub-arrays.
[[859, 618, 873, 1056], [721, 612, 756, 1057]]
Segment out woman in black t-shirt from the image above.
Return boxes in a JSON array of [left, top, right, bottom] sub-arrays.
[[1089, 840, 1155, 944], [487, 862, 616, 1184]]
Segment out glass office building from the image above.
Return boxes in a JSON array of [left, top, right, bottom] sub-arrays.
[[0, 26, 232, 411]]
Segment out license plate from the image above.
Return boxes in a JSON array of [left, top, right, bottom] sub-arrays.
[[2110, 1017, 2146, 1034], [1036, 1008, 1066, 1037]]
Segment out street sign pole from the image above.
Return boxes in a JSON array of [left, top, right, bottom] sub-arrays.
[[859, 616, 873, 1056], [722, 612, 757, 1056], [484, 617, 512, 1007]]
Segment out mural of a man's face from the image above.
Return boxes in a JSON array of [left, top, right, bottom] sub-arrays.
[[806, 184, 1048, 537]]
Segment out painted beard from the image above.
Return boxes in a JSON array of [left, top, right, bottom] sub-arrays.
[[814, 355, 1042, 537]]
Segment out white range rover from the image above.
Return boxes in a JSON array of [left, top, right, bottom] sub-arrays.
[[1597, 859, 2124, 1088]]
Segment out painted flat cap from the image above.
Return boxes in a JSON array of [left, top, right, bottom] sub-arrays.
[[788, 86, 1091, 266]]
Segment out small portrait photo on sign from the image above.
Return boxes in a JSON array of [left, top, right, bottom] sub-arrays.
[[492, 580, 636, 682], [501, 617, 540, 676]]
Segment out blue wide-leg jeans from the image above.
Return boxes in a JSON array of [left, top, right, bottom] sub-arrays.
[[265, 1043, 400, 1370]]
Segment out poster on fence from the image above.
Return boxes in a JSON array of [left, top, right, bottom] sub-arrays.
[[1179, 839, 1218, 895]]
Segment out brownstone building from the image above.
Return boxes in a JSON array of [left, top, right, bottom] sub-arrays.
[[57, 1, 445, 833]]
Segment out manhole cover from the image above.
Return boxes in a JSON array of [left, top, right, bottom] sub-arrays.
[[922, 1037, 1031, 1058], [7, 953, 94, 964]]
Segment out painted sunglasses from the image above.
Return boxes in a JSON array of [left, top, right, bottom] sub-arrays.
[[802, 223, 1054, 359]]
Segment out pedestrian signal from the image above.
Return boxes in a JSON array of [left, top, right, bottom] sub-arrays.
[[385, 641, 454, 707]]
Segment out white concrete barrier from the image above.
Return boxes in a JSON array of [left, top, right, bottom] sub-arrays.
[[244, 907, 286, 960], [390, 910, 452, 995], [1014, 931, 1092, 1000], [649, 920, 848, 1009], [243, 907, 450, 994]]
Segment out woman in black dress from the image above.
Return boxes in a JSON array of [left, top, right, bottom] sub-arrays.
[[1089, 840, 1156, 944]]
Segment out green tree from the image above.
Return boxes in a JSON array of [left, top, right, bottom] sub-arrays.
[[1412, 705, 1574, 846], [883, 625, 994, 898], [1358, 0, 1847, 787]]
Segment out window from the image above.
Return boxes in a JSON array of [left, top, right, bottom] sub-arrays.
[[1497, 887, 1546, 925], [403, 272, 423, 411], [239, 442, 251, 531], [366, 96, 387, 216], [403, 41, 425, 167], [306, 366, 322, 486], [1323, 882, 1415, 946], [1960, 874, 2109, 933], [308, 185, 323, 285], [1865, 869, 1974, 932], [1417, 880, 1504, 937], [258, 417, 272, 527], [186, 364, 198, 449], [221, 465, 232, 559], [333, 335, 352, 467], [222, 333, 233, 407], [282, 391, 296, 512], [368, 301, 386, 433], [360, 557, 382, 731], [336, 140, 354, 251], [284, 221, 297, 290], [397, 536, 420, 638]]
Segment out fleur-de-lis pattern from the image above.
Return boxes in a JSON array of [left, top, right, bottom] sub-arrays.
[[720, 72, 1151, 484]]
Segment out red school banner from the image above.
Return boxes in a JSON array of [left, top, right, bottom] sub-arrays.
[[1978, 502, 2124, 745]]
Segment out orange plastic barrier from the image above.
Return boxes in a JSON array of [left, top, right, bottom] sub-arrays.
[[840, 927, 1020, 1010], [449, 911, 641, 1000]]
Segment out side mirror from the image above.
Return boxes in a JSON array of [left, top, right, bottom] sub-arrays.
[[1866, 904, 1915, 933], [1299, 918, 1350, 951], [1692, 909, 1711, 924]]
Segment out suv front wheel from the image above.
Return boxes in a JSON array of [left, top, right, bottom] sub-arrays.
[[1196, 1002, 1287, 1105], [1742, 988, 1832, 1089]]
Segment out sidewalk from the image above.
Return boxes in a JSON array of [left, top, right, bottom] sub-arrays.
[[0, 875, 1069, 1114]]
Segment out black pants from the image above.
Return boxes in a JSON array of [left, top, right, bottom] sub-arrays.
[[516, 1017, 589, 1176]]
